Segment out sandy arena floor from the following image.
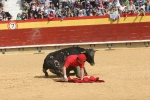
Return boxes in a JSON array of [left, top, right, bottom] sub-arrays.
[[0, 48, 150, 100]]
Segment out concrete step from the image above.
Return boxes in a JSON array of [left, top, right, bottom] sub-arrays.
[[3, 0, 23, 20], [4, 7, 22, 11], [4, 4, 21, 7]]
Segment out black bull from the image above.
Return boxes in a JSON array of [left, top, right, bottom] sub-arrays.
[[42, 47, 97, 77]]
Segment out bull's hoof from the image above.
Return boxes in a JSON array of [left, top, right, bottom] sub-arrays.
[[56, 72, 63, 77], [45, 73, 48, 77], [43, 69, 48, 77], [84, 73, 88, 76], [56, 74, 63, 77]]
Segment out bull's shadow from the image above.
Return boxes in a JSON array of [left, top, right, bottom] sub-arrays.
[[34, 75, 62, 82], [34, 75, 60, 78]]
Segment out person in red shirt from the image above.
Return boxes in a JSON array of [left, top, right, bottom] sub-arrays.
[[48, 11, 55, 20], [62, 54, 86, 82]]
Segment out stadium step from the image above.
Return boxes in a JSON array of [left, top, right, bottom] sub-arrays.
[[3, 0, 22, 20]]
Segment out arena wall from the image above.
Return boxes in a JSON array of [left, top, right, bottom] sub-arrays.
[[0, 14, 150, 54]]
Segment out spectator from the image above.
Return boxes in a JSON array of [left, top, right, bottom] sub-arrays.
[[44, 6, 50, 16], [3, 14, 8, 21], [74, 1, 83, 15], [48, 11, 55, 20], [90, 0, 96, 7], [37, 8, 44, 18], [119, 3, 127, 14], [62, 0, 67, 8], [99, 0, 104, 15], [70, 0, 76, 10], [30, 0, 36, 5], [25, 0, 32, 6], [29, 2, 37, 17], [122, 6, 128, 17], [49, 3, 56, 12], [0, 7, 2, 15], [137, 1, 145, 16], [40, 0, 45, 4], [104, 7, 110, 15], [36, 0, 41, 5], [137, 0, 145, 7], [89, 8, 94, 16], [0, 14, 2, 21], [22, 12, 28, 20], [86, 1, 92, 16], [110, 6, 120, 20], [73, 1, 79, 16], [114, 0, 121, 8], [29, 12, 35, 19], [22, 1, 30, 13], [146, 0, 150, 12], [78, 10, 84, 17], [95, 7, 103, 16], [111, 6, 119, 14], [0, 0, 3, 9], [127, 1, 136, 14], [123, 0, 129, 6], [95, 0, 99, 8], [52, 0, 59, 8], [5, 12, 12, 20], [61, 8, 67, 21], [67, 9, 74, 17], [65, 7, 73, 17], [1, 11, 7, 20], [44, 0, 50, 8], [103, 0, 109, 8], [55, 8, 61, 18], [16, 13, 22, 20]]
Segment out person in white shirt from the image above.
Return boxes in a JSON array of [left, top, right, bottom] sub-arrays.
[[127, 1, 136, 14], [78, 10, 84, 17], [137, 1, 145, 16], [119, 3, 126, 14]]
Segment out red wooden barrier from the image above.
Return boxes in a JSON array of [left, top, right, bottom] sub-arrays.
[[0, 16, 150, 48]]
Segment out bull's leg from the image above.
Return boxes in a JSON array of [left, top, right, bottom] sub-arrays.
[[55, 70, 63, 77], [43, 68, 48, 77], [84, 67, 88, 76]]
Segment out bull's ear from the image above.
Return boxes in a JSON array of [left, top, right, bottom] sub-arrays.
[[81, 51, 86, 53]]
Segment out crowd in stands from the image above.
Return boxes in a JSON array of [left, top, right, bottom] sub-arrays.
[[0, 0, 150, 21]]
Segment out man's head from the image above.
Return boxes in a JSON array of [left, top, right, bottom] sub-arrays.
[[81, 49, 98, 66], [77, 54, 86, 64]]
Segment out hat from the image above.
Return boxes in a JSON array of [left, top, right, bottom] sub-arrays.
[[87, 1, 90, 4], [77, 54, 86, 62]]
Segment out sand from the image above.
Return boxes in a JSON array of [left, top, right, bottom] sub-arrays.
[[0, 48, 150, 100]]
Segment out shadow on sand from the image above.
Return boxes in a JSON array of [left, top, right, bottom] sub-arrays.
[[34, 75, 59, 78], [34, 75, 62, 82]]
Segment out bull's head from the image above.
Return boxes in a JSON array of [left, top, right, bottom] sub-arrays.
[[81, 49, 98, 66]]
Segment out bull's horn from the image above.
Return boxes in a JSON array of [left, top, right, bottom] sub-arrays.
[[95, 50, 98, 52]]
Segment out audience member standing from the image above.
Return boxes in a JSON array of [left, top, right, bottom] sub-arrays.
[[44, 0, 50, 8], [52, 0, 59, 8]]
